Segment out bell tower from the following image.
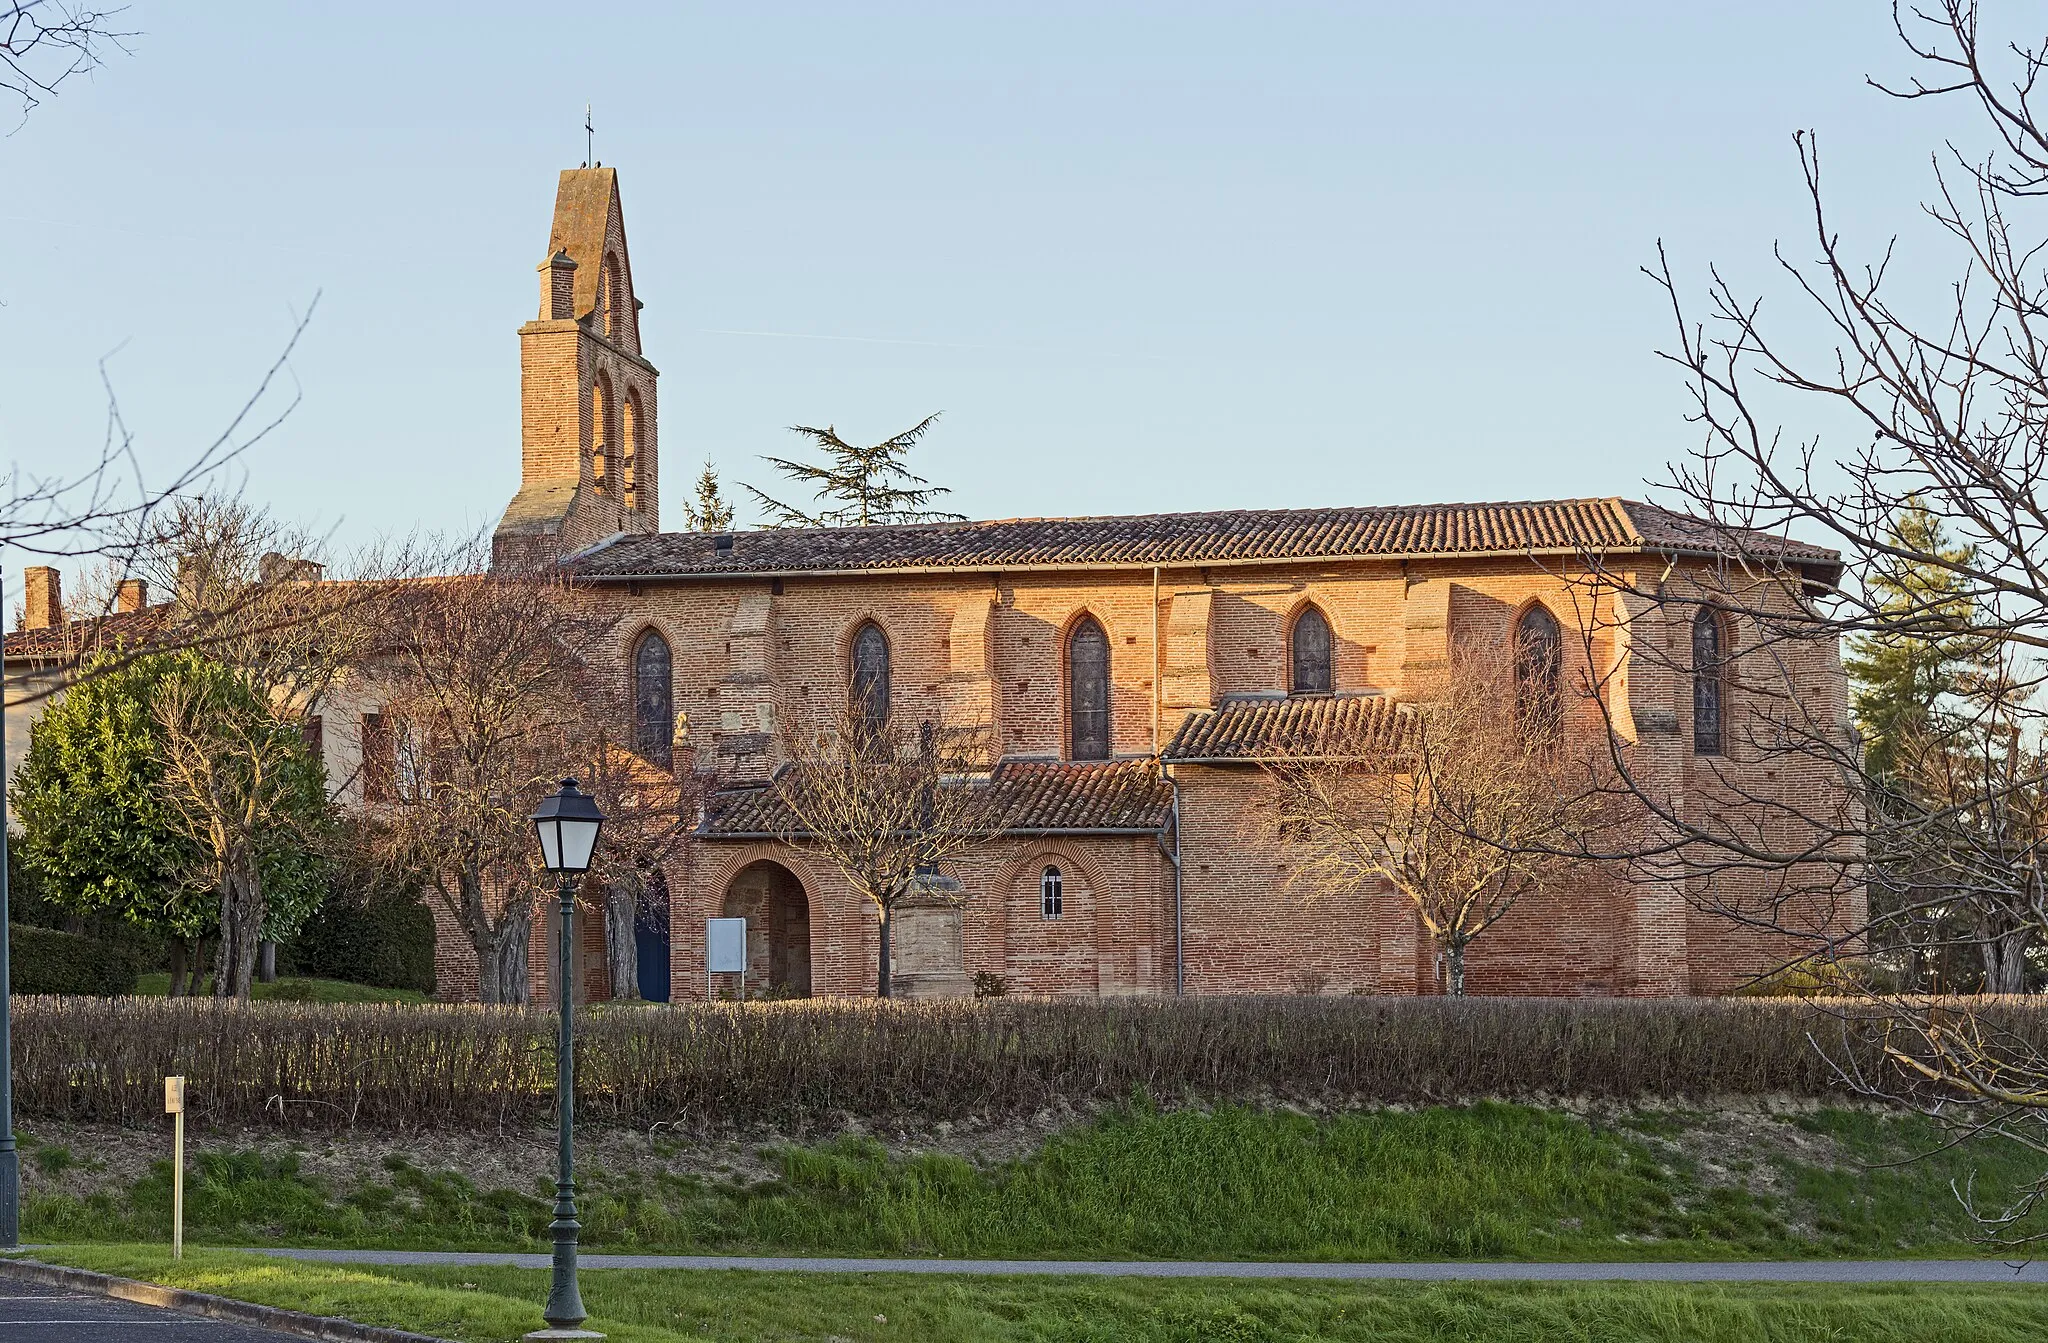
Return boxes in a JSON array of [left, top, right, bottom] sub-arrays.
[[494, 167, 660, 566]]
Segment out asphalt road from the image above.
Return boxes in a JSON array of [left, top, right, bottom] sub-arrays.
[[0, 1279, 309, 1341], [250, 1245, 2048, 1282]]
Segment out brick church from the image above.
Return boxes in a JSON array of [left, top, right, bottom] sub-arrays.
[[442, 165, 1861, 1003]]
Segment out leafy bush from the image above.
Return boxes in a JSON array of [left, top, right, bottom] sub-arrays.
[[8, 994, 1997, 1132], [9, 924, 144, 996], [281, 888, 435, 993], [278, 822, 434, 994]]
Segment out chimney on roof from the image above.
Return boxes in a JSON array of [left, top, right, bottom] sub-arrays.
[[22, 565, 61, 631], [541, 248, 577, 321], [259, 552, 326, 585], [116, 578, 147, 613]]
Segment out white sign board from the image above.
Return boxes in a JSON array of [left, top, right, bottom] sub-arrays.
[[706, 918, 747, 973]]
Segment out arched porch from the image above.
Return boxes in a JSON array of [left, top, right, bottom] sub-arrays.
[[721, 859, 813, 998]]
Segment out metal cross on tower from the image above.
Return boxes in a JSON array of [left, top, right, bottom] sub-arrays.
[[585, 104, 594, 168]]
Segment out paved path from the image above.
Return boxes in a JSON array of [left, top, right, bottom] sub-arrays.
[[247, 1246, 2048, 1283], [0, 1279, 308, 1341]]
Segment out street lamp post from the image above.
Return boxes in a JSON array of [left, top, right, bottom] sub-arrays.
[[528, 778, 605, 1342]]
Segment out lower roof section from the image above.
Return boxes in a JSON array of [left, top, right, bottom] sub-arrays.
[[700, 757, 1174, 839]]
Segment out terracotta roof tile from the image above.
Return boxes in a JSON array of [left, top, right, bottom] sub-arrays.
[[573, 498, 1839, 580], [700, 758, 1172, 838], [1163, 693, 1412, 763], [3, 604, 168, 665]]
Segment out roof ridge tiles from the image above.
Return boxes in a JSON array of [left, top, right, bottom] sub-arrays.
[[571, 496, 1840, 581]]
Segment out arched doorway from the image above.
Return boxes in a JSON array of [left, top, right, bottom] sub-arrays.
[[721, 860, 812, 997]]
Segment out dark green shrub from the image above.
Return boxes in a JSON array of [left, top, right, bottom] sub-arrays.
[[282, 882, 435, 993], [8, 924, 143, 996]]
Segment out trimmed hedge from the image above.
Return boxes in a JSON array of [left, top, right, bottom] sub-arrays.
[[8, 924, 142, 996], [10, 994, 2004, 1132]]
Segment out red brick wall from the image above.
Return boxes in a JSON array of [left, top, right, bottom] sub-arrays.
[[431, 545, 1859, 1000]]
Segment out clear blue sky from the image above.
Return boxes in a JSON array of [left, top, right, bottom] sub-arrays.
[[0, 2, 1983, 553]]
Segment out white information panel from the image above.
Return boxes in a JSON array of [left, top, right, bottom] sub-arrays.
[[707, 918, 747, 971], [706, 917, 747, 1000]]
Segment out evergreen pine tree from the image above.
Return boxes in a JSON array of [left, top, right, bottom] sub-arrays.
[[744, 413, 962, 528], [679, 459, 736, 531], [1844, 504, 1982, 777]]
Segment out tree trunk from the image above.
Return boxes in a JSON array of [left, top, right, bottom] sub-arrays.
[[603, 873, 642, 1003], [1981, 925, 2033, 995], [167, 937, 188, 997], [468, 919, 531, 1006], [1446, 942, 1467, 997], [877, 903, 893, 999], [258, 940, 277, 984], [471, 922, 506, 1005], [214, 861, 266, 1000], [184, 937, 211, 995], [605, 874, 641, 1001], [491, 920, 531, 1005]]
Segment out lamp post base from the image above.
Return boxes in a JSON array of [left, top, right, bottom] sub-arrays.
[[523, 1330, 605, 1341]]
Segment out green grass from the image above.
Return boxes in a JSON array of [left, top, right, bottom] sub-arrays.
[[130, 973, 428, 1004], [26, 1102, 2041, 1261], [31, 1245, 2048, 1343]]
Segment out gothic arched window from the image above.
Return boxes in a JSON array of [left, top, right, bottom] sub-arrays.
[[1068, 616, 1110, 760], [591, 372, 614, 493], [633, 629, 674, 767], [1693, 607, 1725, 757], [1040, 866, 1064, 920], [1291, 604, 1333, 694], [851, 621, 890, 727], [1515, 603, 1564, 736]]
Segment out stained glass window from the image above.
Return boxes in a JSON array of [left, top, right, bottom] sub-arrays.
[[634, 630, 674, 767], [851, 622, 890, 728], [1069, 616, 1110, 760]]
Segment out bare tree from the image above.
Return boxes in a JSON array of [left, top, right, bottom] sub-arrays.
[[370, 560, 612, 1004], [1270, 646, 1614, 995], [151, 658, 325, 999], [767, 703, 1008, 998], [1599, 0, 2048, 1242], [2, 1, 133, 127]]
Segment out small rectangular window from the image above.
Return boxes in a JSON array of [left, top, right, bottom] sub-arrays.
[[361, 712, 394, 803], [1040, 866, 1064, 920]]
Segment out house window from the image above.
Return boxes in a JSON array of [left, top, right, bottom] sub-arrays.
[[1068, 615, 1110, 760], [1693, 607, 1725, 757], [634, 629, 675, 767], [360, 711, 394, 803], [1291, 604, 1333, 694], [1515, 604, 1563, 736], [1041, 866, 1063, 920], [851, 621, 890, 727], [301, 714, 323, 763]]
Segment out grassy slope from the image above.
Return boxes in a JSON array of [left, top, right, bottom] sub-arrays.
[[27, 1102, 2044, 1260], [33, 1246, 2048, 1343], [131, 974, 428, 1004]]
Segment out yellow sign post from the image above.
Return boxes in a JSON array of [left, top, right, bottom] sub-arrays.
[[164, 1076, 185, 1259]]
